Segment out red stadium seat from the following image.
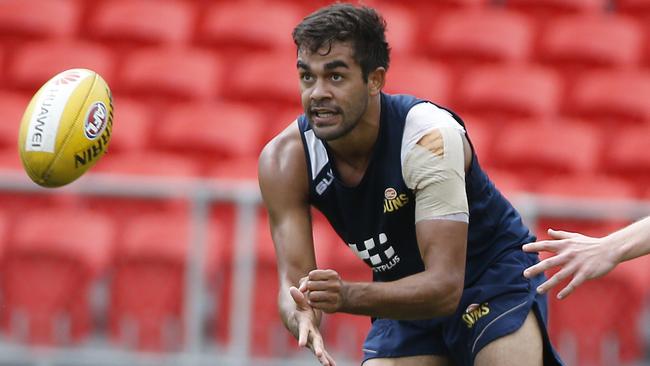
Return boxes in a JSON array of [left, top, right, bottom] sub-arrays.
[[93, 152, 202, 178], [461, 115, 494, 166], [567, 70, 650, 126], [616, 0, 650, 18], [264, 107, 303, 146], [429, 0, 489, 7], [209, 157, 258, 180], [0, 46, 4, 81], [642, 186, 650, 200], [548, 271, 643, 366], [426, 9, 534, 66], [199, 1, 302, 52], [506, 0, 607, 18], [88, 0, 195, 46], [106, 98, 152, 153], [0, 0, 81, 40], [0, 148, 22, 172], [0, 146, 68, 213], [492, 120, 601, 181], [154, 101, 265, 162], [507, 0, 608, 51], [455, 65, 562, 120], [297, 0, 420, 50], [533, 175, 637, 243], [484, 169, 530, 196], [384, 58, 451, 105], [369, 3, 419, 55], [109, 212, 222, 351], [0, 92, 29, 149], [0, 147, 62, 213], [538, 14, 642, 72], [535, 175, 637, 199], [226, 51, 300, 107], [374, 0, 489, 13], [89, 152, 203, 243], [118, 47, 224, 101], [7, 41, 115, 90], [0, 210, 7, 261], [1, 208, 114, 345], [603, 125, 650, 191]]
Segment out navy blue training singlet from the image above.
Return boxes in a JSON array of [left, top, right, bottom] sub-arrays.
[[299, 92, 535, 285]]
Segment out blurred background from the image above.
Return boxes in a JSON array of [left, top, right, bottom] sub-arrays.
[[0, 0, 650, 365]]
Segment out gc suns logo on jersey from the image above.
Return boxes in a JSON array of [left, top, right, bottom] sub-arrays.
[[383, 187, 410, 213]]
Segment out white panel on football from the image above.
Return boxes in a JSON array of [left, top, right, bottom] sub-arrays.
[[24, 69, 93, 153]]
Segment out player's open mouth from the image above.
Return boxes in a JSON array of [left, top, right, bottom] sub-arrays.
[[311, 109, 340, 125]]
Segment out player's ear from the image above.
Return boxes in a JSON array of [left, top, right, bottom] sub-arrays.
[[367, 67, 385, 96]]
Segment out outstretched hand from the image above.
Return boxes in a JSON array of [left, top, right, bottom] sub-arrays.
[[522, 229, 619, 299], [289, 284, 337, 366]]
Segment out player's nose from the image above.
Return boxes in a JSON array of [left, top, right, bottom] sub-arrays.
[[310, 79, 332, 101]]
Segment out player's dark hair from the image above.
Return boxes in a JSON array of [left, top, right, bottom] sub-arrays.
[[292, 3, 390, 82]]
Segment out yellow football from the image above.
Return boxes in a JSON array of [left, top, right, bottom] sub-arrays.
[[18, 68, 113, 188]]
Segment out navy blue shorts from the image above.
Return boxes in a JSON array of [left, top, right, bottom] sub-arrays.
[[362, 249, 563, 365]]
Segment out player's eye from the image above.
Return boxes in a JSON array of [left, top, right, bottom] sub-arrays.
[[300, 73, 314, 82], [331, 74, 343, 82]]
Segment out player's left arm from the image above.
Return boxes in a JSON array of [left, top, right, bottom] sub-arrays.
[[302, 123, 471, 319]]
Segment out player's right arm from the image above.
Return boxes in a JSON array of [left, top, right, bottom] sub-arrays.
[[523, 216, 650, 299], [258, 123, 335, 366]]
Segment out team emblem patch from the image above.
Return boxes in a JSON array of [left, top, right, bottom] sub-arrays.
[[84, 102, 108, 140], [384, 187, 397, 200], [383, 188, 410, 213]]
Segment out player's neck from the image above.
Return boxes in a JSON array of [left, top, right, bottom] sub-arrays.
[[328, 94, 381, 181]]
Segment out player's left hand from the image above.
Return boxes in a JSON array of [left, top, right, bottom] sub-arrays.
[[300, 269, 346, 313], [289, 285, 337, 366], [522, 229, 618, 299]]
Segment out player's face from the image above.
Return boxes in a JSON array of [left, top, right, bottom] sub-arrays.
[[297, 42, 369, 141]]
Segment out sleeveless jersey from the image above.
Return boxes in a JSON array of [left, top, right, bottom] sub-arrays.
[[298, 92, 535, 285]]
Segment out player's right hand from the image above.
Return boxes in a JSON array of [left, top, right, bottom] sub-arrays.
[[289, 285, 337, 366]]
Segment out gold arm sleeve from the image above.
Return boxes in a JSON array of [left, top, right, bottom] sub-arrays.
[[403, 127, 469, 223]]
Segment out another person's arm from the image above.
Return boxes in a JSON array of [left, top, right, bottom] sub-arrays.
[[523, 216, 650, 299], [258, 126, 335, 366]]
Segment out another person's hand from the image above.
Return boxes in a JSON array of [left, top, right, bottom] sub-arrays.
[[522, 229, 619, 299], [289, 284, 337, 366], [300, 269, 346, 313]]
